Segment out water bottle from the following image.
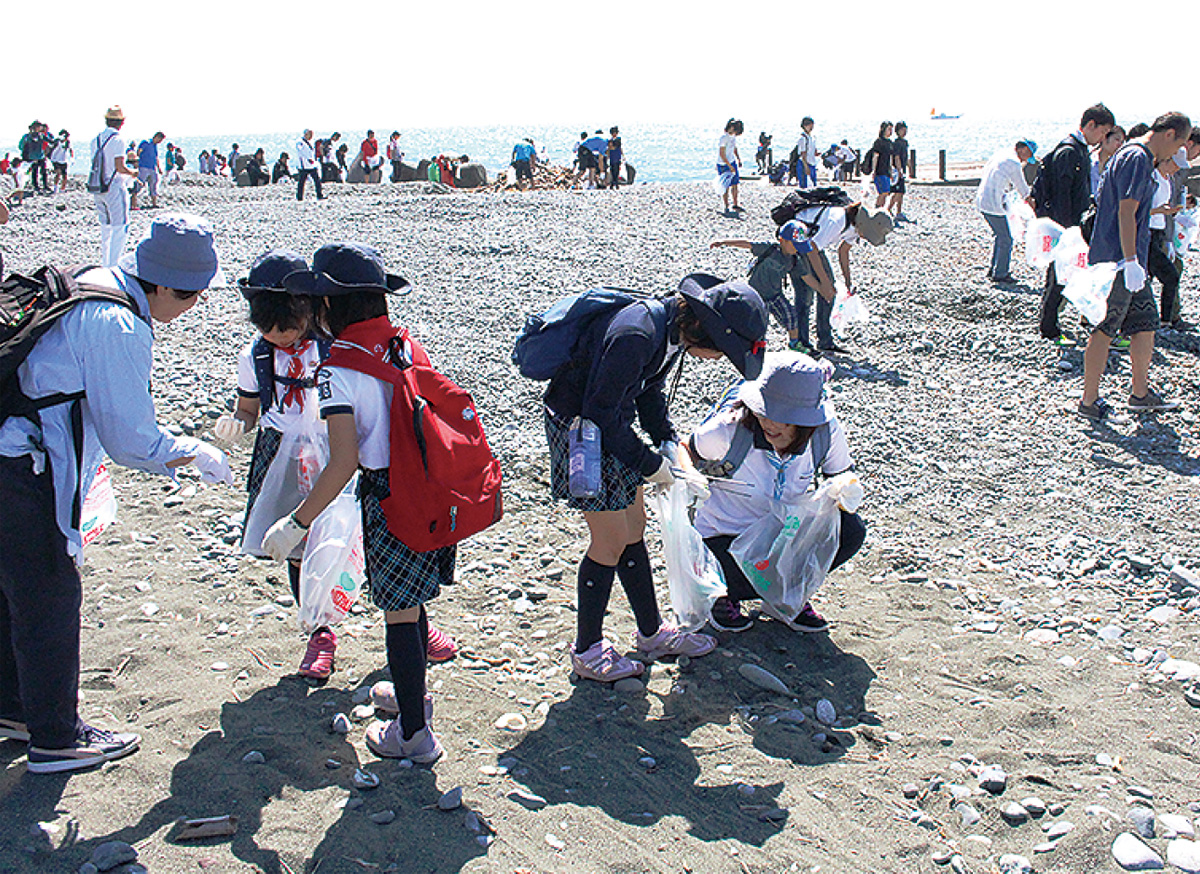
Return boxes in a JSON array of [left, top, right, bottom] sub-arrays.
[[568, 417, 601, 498]]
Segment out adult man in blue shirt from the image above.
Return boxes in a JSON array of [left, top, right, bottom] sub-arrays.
[[137, 132, 166, 209], [1079, 112, 1191, 420], [0, 215, 233, 773], [511, 138, 537, 189]]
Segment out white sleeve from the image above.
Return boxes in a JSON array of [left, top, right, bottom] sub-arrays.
[[819, 416, 853, 476], [235, 341, 258, 397], [692, 411, 740, 463], [317, 366, 356, 418]]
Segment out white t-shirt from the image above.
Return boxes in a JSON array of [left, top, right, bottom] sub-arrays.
[[976, 149, 1030, 215], [1150, 168, 1172, 230], [691, 406, 853, 539], [797, 131, 817, 163], [794, 205, 858, 250], [317, 365, 393, 469], [91, 130, 126, 189], [718, 134, 738, 167], [50, 141, 72, 164], [236, 337, 326, 433]]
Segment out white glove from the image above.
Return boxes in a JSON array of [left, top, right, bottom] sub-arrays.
[[1121, 259, 1146, 292], [262, 514, 308, 562], [645, 456, 675, 487], [180, 438, 234, 485], [214, 414, 247, 442], [827, 471, 864, 513]]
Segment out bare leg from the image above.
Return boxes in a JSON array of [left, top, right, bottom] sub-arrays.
[[1081, 330, 1112, 407], [1128, 330, 1155, 398]]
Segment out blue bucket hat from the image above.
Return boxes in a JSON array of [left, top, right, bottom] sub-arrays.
[[284, 243, 410, 296], [677, 273, 768, 379], [238, 249, 307, 299], [118, 214, 222, 291], [738, 350, 834, 427]]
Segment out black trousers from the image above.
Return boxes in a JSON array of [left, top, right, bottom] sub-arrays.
[[1148, 229, 1181, 323], [296, 167, 322, 200], [30, 159, 49, 192], [704, 511, 866, 602], [1038, 264, 1066, 339], [0, 455, 83, 748]]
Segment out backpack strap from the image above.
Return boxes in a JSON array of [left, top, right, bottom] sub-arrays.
[[808, 422, 832, 481], [251, 336, 276, 410]]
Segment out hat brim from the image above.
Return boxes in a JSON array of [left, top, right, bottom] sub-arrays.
[[117, 252, 224, 292], [739, 381, 834, 427], [678, 273, 764, 380], [283, 270, 411, 297]]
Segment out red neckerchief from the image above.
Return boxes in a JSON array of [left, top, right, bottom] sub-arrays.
[[280, 339, 313, 411]]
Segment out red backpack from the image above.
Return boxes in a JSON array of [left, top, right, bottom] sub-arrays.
[[323, 317, 503, 552]]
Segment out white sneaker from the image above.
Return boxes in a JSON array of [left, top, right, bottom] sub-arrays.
[[365, 719, 443, 764]]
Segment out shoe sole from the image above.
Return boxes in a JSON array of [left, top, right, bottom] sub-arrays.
[[27, 739, 139, 774], [708, 617, 754, 633], [636, 640, 717, 661], [758, 602, 830, 633], [0, 724, 31, 743], [571, 662, 645, 682]]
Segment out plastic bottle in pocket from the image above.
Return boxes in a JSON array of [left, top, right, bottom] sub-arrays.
[[568, 417, 601, 498]]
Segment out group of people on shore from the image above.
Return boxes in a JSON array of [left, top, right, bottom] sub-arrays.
[[573, 128, 624, 189], [720, 118, 911, 222], [974, 105, 1198, 420]]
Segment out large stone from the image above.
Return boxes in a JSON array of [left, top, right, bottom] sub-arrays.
[[455, 162, 488, 189], [91, 841, 138, 872], [346, 154, 383, 184], [1167, 839, 1200, 873], [1112, 832, 1163, 870]]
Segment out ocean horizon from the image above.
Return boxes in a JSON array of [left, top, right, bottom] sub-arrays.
[[2, 115, 1145, 184]]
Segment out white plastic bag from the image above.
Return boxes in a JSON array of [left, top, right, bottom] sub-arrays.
[[712, 169, 736, 195], [1025, 217, 1064, 268], [1062, 261, 1118, 326], [649, 479, 726, 632], [1175, 210, 1199, 255], [1004, 191, 1035, 240], [730, 483, 842, 623], [830, 286, 870, 331], [80, 463, 117, 548], [241, 421, 327, 560], [298, 474, 365, 632], [1051, 226, 1090, 285]]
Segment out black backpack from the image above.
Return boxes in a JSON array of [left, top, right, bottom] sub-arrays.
[[770, 186, 853, 226], [1, 266, 136, 425], [86, 130, 118, 194]]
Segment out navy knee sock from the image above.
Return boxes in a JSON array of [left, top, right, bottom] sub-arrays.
[[287, 561, 301, 605], [575, 557, 616, 654], [385, 618, 427, 740], [615, 540, 662, 637]]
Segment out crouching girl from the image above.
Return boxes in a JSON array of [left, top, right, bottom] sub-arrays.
[[685, 351, 866, 633]]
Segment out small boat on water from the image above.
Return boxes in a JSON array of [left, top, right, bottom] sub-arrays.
[[930, 107, 961, 120]]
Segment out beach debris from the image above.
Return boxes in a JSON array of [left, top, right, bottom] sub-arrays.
[[353, 769, 380, 790], [90, 841, 138, 870], [176, 816, 238, 841], [507, 789, 547, 810], [737, 664, 792, 696], [545, 833, 566, 851], [330, 713, 352, 734], [494, 712, 527, 731], [438, 787, 463, 810]]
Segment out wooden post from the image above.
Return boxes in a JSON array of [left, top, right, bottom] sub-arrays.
[[938, 149, 947, 181], [908, 149, 916, 178]]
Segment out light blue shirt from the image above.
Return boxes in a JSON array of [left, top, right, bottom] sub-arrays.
[[0, 268, 196, 559]]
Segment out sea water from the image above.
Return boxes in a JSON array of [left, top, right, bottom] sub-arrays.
[[4, 116, 1103, 184]]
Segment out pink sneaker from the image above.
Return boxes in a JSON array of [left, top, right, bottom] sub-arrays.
[[426, 623, 458, 663], [299, 629, 337, 678], [634, 623, 716, 660], [570, 639, 645, 682]]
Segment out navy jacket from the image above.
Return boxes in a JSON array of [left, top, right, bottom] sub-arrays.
[[1045, 134, 1092, 228], [544, 297, 680, 477]]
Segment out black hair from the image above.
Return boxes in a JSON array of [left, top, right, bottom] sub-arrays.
[[735, 402, 815, 456], [674, 296, 719, 351], [312, 290, 388, 338], [1127, 123, 1151, 139], [725, 118, 737, 133], [1190, 126, 1200, 146], [1151, 112, 1192, 138], [247, 291, 312, 334], [802, 117, 814, 128], [878, 121, 892, 138], [1080, 103, 1115, 130], [1109, 125, 1126, 140], [895, 121, 907, 132]]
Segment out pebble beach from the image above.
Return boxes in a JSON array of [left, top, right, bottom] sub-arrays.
[[2, 174, 1200, 874]]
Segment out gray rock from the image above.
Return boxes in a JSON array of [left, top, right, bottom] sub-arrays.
[[508, 788, 547, 810], [979, 765, 1008, 795], [241, 750, 266, 764], [1167, 838, 1200, 873], [79, 865, 99, 874], [902, 782, 919, 799], [1002, 802, 1030, 824], [998, 854, 1033, 874], [91, 841, 137, 872], [1160, 813, 1195, 838], [1045, 820, 1075, 839], [438, 787, 463, 810], [1128, 785, 1155, 800], [953, 801, 981, 827], [1112, 832, 1163, 870], [1020, 796, 1047, 816], [456, 163, 489, 189], [369, 810, 396, 825], [613, 678, 644, 693], [1128, 806, 1156, 838]]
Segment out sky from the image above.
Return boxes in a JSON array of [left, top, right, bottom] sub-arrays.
[[3, 0, 1199, 142]]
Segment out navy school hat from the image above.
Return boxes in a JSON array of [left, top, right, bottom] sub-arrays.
[[238, 249, 307, 299], [677, 273, 768, 379], [283, 243, 410, 297]]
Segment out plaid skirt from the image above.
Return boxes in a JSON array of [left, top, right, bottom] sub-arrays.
[[358, 467, 452, 611], [244, 426, 283, 520], [544, 406, 644, 513]]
